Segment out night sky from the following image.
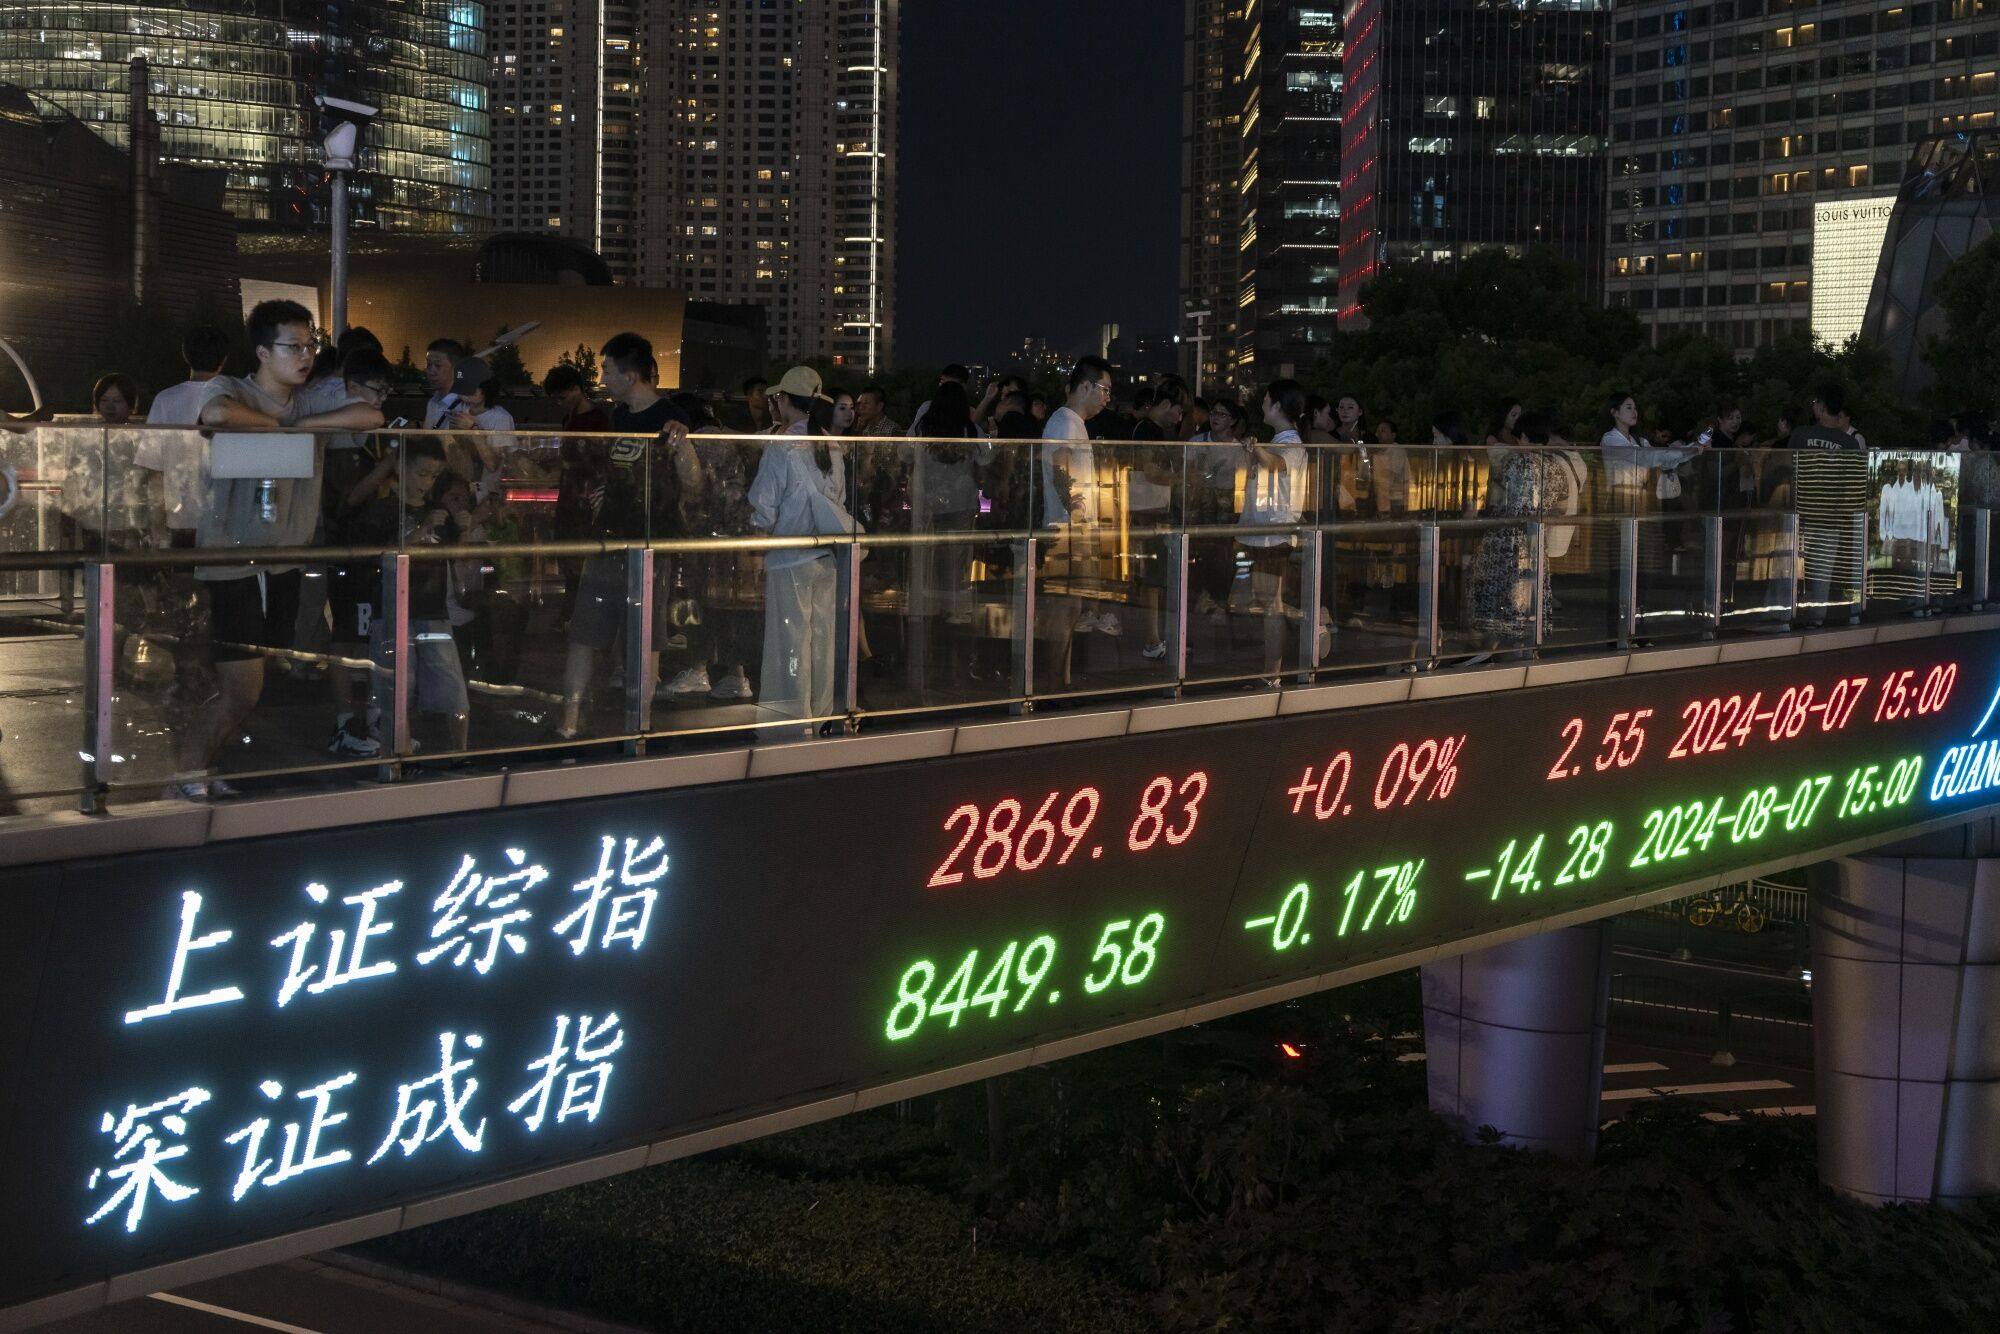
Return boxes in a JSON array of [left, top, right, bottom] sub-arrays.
[[896, 0, 1183, 369]]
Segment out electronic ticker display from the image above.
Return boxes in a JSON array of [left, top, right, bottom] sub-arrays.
[[6, 631, 2000, 1315]]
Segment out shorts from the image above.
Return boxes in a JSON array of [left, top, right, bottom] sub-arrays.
[[205, 570, 303, 664], [567, 554, 671, 652]]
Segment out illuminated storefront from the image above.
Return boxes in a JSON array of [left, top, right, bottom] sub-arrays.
[[1810, 195, 1896, 345]]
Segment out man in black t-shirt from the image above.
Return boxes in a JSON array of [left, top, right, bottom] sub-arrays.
[[1789, 383, 1868, 625], [559, 333, 691, 738]]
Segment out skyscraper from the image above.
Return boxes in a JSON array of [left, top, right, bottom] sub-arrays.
[[1179, 0, 1343, 390], [1336, 0, 1609, 328], [1604, 0, 2000, 351], [489, 1, 641, 275], [1180, 0, 1245, 391], [0, 2, 491, 233], [1237, 1, 1344, 382], [637, 0, 896, 370]]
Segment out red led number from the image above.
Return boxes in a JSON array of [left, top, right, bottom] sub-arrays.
[[926, 786, 1104, 888], [1287, 751, 1355, 820], [1371, 736, 1463, 810], [1594, 709, 1652, 771], [1128, 771, 1208, 852], [1547, 718, 1586, 781]]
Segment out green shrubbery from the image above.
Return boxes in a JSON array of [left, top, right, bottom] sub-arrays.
[[365, 974, 2000, 1333]]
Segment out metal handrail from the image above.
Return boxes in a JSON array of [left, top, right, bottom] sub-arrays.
[[24, 420, 1982, 809]]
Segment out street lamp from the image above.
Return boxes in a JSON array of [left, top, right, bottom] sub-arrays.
[[315, 94, 377, 337], [1184, 309, 1212, 397]]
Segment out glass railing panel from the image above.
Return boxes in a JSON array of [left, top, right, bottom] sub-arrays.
[[1631, 513, 1711, 641], [840, 438, 1024, 716], [1721, 511, 1799, 631], [1321, 522, 1422, 671], [1543, 515, 1623, 652], [1027, 437, 1176, 699], [1794, 447, 1869, 627]]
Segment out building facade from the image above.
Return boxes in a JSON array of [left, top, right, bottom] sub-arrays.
[[1604, 0, 2000, 350], [1179, 0, 1344, 390], [1336, 0, 1609, 327], [1239, 0, 1344, 381], [489, 1, 640, 275], [0, 84, 239, 402], [1180, 0, 1245, 390], [0, 1, 491, 234], [637, 0, 896, 370], [1861, 130, 2000, 402]]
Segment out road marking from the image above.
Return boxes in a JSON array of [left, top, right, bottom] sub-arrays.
[[1600, 1078, 1793, 1102], [149, 1293, 326, 1333], [1603, 1060, 1670, 1074]]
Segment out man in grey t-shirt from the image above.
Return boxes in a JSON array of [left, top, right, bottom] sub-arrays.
[[169, 299, 384, 800]]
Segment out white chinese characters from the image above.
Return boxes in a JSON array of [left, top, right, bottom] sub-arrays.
[[85, 1087, 212, 1232], [90, 835, 668, 1237], [509, 1013, 626, 1131], [124, 891, 245, 1025], [416, 850, 549, 975], [271, 882, 400, 1007], [554, 837, 667, 956]]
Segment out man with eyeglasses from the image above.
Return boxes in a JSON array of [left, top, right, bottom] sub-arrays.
[[170, 299, 385, 800]]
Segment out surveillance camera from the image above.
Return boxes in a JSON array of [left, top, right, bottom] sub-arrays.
[[315, 94, 376, 169], [316, 93, 379, 123]]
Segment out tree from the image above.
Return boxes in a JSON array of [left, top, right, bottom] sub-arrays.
[[486, 327, 531, 391], [555, 343, 598, 391], [1922, 231, 2000, 421], [1304, 249, 1917, 445]]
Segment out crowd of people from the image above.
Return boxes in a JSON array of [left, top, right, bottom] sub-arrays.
[[20, 297, 1999, 798]]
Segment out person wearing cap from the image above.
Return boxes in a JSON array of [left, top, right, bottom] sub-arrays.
[[747, 366, 855, 728]]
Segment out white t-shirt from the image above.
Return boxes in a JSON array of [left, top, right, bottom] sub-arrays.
[[1240, 429, 1307, 548], [1039, 406, 1096, 526], [136, 377, 213, 531]]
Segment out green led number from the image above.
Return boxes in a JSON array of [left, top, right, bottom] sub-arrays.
[[1484, 835, 1547, 902], [887, 960, 937, 1041], [1554, 822, 1614, 886], [931, 953, 977, 1027], [1124, 913, 1164, 985], [884, 933, 1061, 1042], [1885, 755, 1923, 805], [971, 941, 1018, 1018], [1014, 935, 1057, 1009], [1783, 774, 1832, 830], [1729, 785, 1779, 843], [1271, 882, 1310, 951], [1082, 913, 1166, 994], [1338, 860, 1422, 935]]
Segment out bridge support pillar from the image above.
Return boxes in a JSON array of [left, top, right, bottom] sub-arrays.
[[1421, 922, 1612, 1161], [1810, 853, 2000, 1204]]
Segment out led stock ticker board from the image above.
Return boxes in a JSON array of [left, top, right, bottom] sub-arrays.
[[6, 632, 2000, 1313]]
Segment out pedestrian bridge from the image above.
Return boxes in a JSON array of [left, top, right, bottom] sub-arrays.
[[6, 615, 2000, 1328], [3, 429, 1999, 1325]]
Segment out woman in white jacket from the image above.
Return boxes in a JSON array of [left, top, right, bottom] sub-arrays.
[[748, 366, 854, 727]]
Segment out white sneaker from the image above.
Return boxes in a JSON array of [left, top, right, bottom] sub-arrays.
[[661, 665, 711, 697], [163, 777, 238, 802], [1094, 610, 1123, 636], [1142, 640, 1168, 660], [708, 670, 754, 701]]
